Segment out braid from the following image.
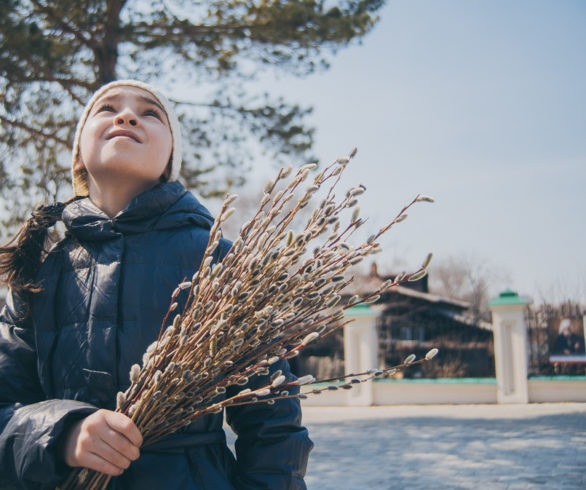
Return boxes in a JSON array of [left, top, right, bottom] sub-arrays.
[[0, 201, 68, 293]]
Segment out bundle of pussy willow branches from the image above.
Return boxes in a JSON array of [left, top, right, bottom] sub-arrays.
[[59, 149, 437, 490]]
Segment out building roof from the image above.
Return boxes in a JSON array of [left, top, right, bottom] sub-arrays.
[[343, 263, 493, 331]]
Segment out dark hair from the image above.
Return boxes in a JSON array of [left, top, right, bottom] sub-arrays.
[[0, 201, 71, 293]]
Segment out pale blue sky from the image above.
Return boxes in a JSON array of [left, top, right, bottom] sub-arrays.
[[238, 0, 586, 302]]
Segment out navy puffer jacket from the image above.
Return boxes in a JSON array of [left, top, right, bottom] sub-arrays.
[[0, 181, 313, 489]]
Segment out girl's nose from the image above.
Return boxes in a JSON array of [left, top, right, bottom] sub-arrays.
[[114, 109, 138, 127]]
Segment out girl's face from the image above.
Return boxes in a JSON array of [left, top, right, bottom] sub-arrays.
[[77, 86, 173, 191]]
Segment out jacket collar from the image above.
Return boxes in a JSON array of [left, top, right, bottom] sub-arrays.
[[63, 181, 215, 240]]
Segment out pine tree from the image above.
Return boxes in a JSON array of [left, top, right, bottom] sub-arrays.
[[0, 0, 384, 229]]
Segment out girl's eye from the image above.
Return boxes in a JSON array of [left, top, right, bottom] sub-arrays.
[[144, 109, 162, 120], [97, 104, 116, 113]]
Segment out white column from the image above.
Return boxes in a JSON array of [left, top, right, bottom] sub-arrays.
[[343, 304, 380, 406], [488, 289, 531, 404], [583, 314, 586, 352]]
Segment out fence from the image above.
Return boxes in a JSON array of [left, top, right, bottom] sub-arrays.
[[526, 301, 586, 376]]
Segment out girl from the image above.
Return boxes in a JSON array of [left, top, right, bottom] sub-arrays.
[[0, 80, 313, 489]]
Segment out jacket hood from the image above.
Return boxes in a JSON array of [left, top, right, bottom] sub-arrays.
[[62, 181, 215, 240]]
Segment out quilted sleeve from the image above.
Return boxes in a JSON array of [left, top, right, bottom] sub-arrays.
[[0, 290, 96, 489]]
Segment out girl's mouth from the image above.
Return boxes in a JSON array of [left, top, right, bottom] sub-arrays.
[[107, 130, 141, 142]]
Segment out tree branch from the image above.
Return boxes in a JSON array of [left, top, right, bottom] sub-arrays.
[[29, 0, 97, 51], [0, 115, 70, 147], [29, 64, 87, 105], [125, 21, 258, 41], [172, 98, 247, 112], [172, 98, 281, 116]]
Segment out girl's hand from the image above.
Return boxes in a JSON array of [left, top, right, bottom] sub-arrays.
[[62, 409, 143, 476]]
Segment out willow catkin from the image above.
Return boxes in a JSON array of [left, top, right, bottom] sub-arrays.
[[59, 150, 437, 490]]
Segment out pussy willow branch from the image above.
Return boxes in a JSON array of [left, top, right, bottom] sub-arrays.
[[59, 149, 435, 490]]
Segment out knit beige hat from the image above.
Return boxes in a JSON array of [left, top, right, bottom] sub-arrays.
[[71, 80, 182, 196]]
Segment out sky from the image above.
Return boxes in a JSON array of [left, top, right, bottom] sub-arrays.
[[230, 0, 586, 304]]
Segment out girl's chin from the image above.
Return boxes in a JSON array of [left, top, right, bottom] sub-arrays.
[[87, 159, 167, 180], [88, 169, 164, 190]]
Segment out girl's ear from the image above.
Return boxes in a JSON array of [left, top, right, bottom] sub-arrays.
[[73, 154, 85, 172]]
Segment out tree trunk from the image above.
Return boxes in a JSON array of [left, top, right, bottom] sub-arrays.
[[96, 0, 126, 84]]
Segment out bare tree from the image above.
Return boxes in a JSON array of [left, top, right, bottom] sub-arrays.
[[429, 255, 508, 322]]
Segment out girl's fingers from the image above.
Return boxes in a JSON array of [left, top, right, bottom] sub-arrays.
[[90, 436, 134, 471], [103, 411, 143, 448], [62, 409, 142, 472], [82, 451, 125, 477], [98, 424, 141, 462]]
